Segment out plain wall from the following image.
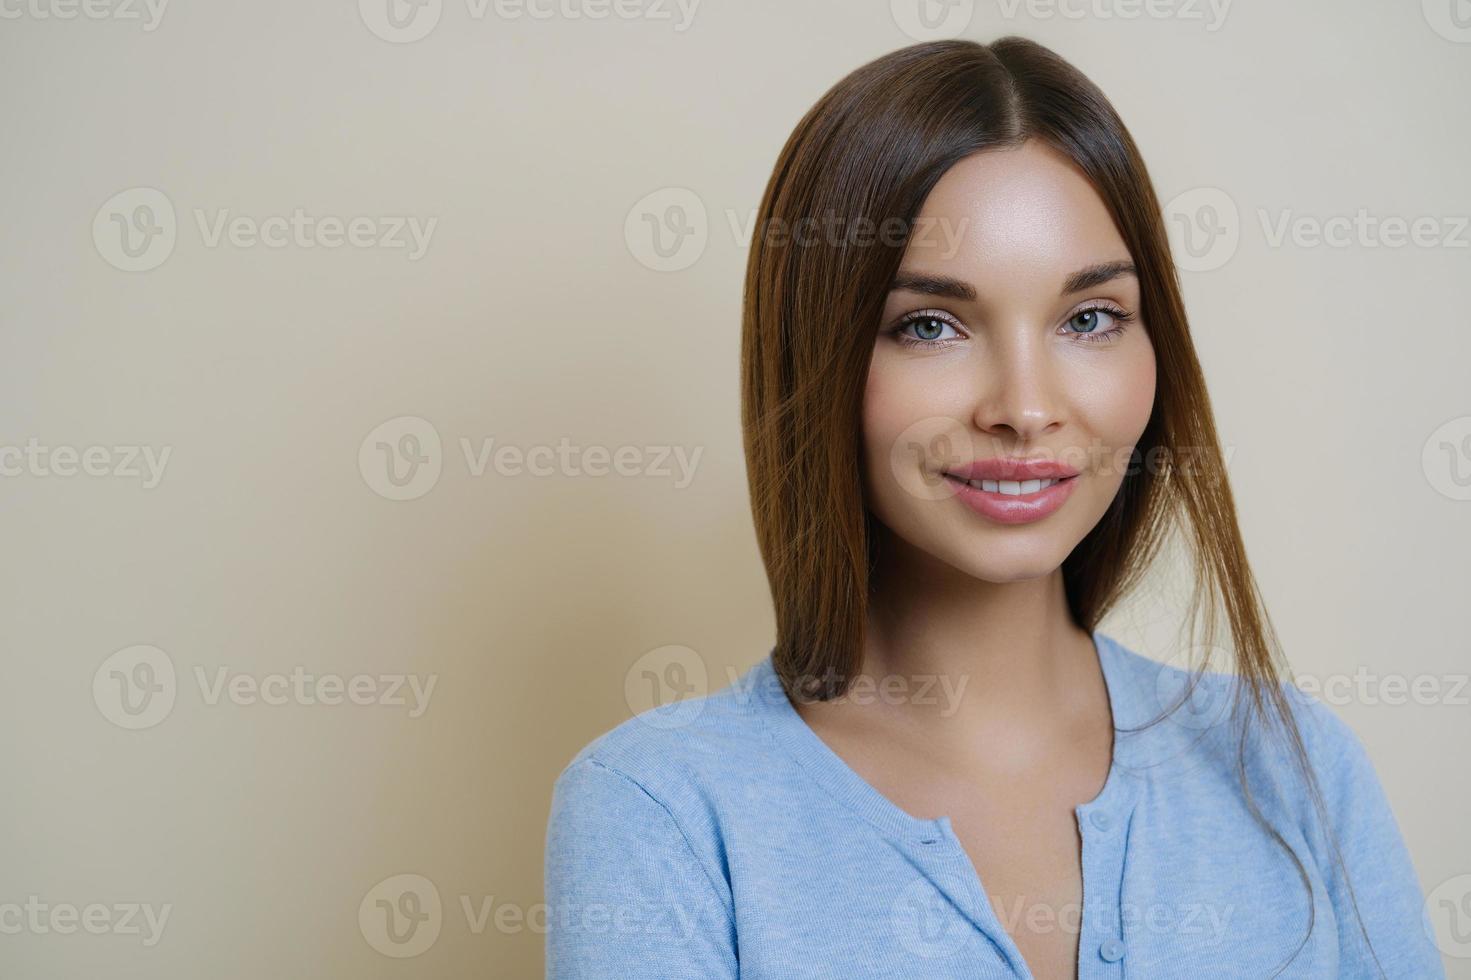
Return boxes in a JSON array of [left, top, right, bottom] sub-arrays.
[[2, 0, 1467, 975]]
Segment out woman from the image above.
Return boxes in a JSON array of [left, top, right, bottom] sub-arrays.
[[544, 37, 1443, 979]]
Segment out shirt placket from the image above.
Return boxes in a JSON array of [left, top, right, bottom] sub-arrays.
[[1075, 789, 1137, 978], [905, 824, 1032, 978]]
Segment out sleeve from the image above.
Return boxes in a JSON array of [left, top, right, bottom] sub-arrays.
[[543, 756, 739, 979], [1290, 690, 1446, 979]]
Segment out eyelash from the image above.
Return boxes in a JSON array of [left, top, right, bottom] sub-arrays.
[[889, 303, 1137, 349]]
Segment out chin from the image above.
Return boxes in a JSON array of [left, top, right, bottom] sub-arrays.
[[948, 545, 1070, 584], [892, 524, 1075, 584]]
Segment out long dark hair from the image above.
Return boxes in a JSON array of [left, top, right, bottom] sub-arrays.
[[739, 36, 1381, 977]]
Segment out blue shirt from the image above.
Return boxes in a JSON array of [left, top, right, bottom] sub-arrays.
[[544, 630, 1443, 978]]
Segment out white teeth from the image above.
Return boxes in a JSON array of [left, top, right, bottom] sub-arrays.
[[969, 477, 1059, 495]]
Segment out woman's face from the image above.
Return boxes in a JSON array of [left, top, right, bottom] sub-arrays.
[[863, 139, 1157, 583]]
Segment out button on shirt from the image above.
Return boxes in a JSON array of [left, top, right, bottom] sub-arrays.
[[544, 631, 1444, 978]]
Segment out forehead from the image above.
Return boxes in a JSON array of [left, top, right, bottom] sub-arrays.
[[905, 140, 1130, 293]]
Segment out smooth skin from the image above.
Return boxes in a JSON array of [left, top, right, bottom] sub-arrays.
[[793, 139, 1158, 980]]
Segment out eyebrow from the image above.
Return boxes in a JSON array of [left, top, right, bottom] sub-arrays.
[[889, 260, 1138, 301]]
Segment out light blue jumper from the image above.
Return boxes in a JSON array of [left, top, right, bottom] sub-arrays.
[[544, 631, 1444, 978]]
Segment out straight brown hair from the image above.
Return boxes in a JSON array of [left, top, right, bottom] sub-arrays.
[[739, 37, 1382, 978]]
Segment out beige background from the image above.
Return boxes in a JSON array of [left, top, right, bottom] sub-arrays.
[[2, 0, 1468, 976]]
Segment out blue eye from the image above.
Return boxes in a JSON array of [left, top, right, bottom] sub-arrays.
[[888, 305, 1136, 349], [1064, 304, 1136, 343], [893, 312, 963, 347]]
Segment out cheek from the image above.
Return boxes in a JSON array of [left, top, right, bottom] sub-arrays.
[[861, 356, 979, 521], [861, 357, 938, 503], [863, 355, 969, 431], [860, 366, 899, 497], [861, 362, 899, 454], [861, 356, 958, 466], [1072, 343, 1157, 458]]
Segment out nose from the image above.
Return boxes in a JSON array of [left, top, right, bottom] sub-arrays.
[[969, 330, 1066, 446]]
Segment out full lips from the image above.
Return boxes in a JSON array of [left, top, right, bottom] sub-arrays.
[[944, 472, 1080, 525]]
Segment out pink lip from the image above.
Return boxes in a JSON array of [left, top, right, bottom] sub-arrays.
[[942, 469, 1081, 526], [945, 456, 1080, 482]]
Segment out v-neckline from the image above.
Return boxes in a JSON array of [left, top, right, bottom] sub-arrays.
[[748, 628, 1144, 978], [752, 627, 1140, 843]]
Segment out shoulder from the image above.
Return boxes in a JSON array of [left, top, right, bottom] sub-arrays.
[[548, 654, 776, 821], [543, 670, 754, 976], [1094, 632, 1373, 795], [1262, 677, 1388, 831]]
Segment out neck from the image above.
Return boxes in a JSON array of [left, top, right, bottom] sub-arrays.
[[860, 530, 1099, 734]]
